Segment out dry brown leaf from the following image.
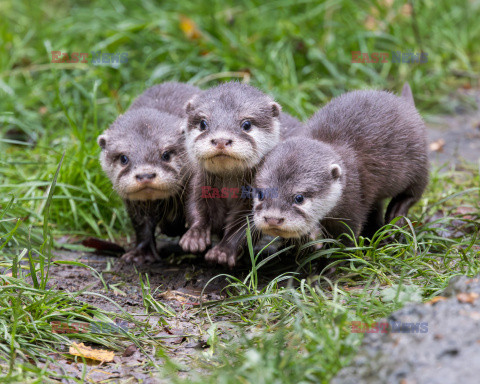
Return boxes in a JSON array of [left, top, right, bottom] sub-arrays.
[[159, 290, 200, 304], [364, 15, 377, 30], [457, 292, 479, 304], [454, 206, 476, 220], [69, 342, 114, 362], [466, 278, 480, 284], [122, 344, 137, 357], [401, 4, 412, 16], [466, 311, 480, 320], [426, 296, 447, 305], [179, 15, 202, 40], [429, 138, 445, 152], [380, 0, 394, 8]]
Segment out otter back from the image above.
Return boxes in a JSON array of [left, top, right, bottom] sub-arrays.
[[253, 87, 429, 244]]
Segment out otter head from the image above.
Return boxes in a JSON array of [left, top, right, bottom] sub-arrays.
[[98, 107, 187, 201], [183, 82, 282, 175], [253, 138, 344, 239]]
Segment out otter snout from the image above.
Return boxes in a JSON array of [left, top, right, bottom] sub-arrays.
[[135, 173, 157, 182], [263, 216, 285, 226], [211, 138, 233, 149]]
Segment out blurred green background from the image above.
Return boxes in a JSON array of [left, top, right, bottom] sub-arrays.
[[0, 0, 479, 238]]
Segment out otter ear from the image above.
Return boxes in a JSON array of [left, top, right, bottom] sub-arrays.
[[97, 134, 107, 149], [185, 95, 198, 115], [270, 102, 281, 118], [179, 119, 187, 135], [330, 164, 342, 180]]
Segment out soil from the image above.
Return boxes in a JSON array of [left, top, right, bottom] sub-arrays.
[[332, 275, 480, 384], [426, 89, 480, 165], [43, 237, 293, 383]]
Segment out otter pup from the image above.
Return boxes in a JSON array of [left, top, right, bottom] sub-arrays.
[[179, 82, 303, 267], [98, 82, 201, 264], [253, 85, 429, 244]]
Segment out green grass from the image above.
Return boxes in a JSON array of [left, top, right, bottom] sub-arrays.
[[0, 0, 479, 382]]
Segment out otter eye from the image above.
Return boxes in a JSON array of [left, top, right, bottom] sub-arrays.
[[241, 120, 252, 131], [294, 194, 304, 204], [199, 120, 208, 131], [120, 155, 129, 165], [257, 189, 265, 201], [161, 151, 171, 161]]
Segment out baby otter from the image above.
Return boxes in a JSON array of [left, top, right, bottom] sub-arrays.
[[253, 85, 429, 244], [179, 81, 303, 267], [98, 82, 201, 264]]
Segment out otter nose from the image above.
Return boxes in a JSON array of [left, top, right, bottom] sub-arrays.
[[136, 173, 156, 182], [264, 217, 285, 226], [211, 138, 233, 149]]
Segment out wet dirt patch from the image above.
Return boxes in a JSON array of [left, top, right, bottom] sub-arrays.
[[43, 245, 235, 383], [332, 275, 480, 384], [427, 90, 480, 166]]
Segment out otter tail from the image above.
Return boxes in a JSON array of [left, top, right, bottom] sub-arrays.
[[401, 82, 415, 107]]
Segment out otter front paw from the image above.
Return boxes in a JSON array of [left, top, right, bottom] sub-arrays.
[[179, 225, 211, 253], [308, 231, 325, 251], [205, 245, 237, 268], [121, 248, 157, 264]]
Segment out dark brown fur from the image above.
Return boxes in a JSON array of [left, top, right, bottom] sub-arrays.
[[253, 85, 429, 244], [179, 82, 304, 268], [98, 82, 201, 264]]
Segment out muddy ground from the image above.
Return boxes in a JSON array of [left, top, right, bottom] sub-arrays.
[[332, 275, 480, 384], [426, 89, 480, 165], [43, 97, 480, 383], [46, 237, 294, 383], [46, 245, 231, 383]]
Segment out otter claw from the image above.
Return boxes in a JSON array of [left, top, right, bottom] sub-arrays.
[[179, 226, 211, 253], [205, 245, 237, 268], [121, 248, 158, 264]]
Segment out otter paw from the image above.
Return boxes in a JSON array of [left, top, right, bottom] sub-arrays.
[[205, 245, 237, 268], [179, 226, 211, 253], [121, 249, 157, 265]]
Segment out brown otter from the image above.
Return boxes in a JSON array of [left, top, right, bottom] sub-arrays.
[[253, 84, 429, 244], [97, 82, 201, 264], [179, 81, 304, 268]]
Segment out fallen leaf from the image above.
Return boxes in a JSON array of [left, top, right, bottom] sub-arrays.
[[159, 289, 201, 304], [122, 344, 137, 357], [429, 138, 445, 152], [179, 15, 202, 40], [364, 15, 377, 30], [454, 206, 476, 220], [380, 0, 394, 8], [457, 292, 479, 304], [467, 311, 480, 320], [401, 3, 412, 16], [426, 296, 447, 305], [69, 342, 114, 362]]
